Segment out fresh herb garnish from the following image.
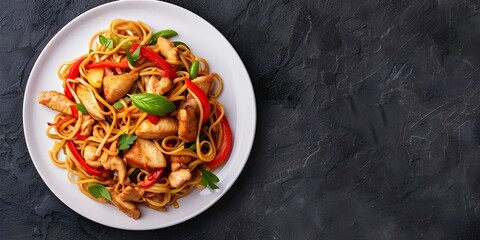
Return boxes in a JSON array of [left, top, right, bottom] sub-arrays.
[[89, 49, 94, 53], [99, 35, 114, 49], [201, 169, 219, 190], [126, 45, 141, 66], [113, 101, 124, 109], [111, 35, 132, 51], [76, 103, 88, 114], [148, 29, 178, 45], [128, 93, 176, 115], [88, 183, 111, 201], [118, 134, 137, 150]]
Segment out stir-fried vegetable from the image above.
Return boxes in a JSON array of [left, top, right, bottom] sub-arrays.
[[190, 60, 200, 79], [131, 43, 177, 80], [206, 111, 233, 168], [67, 140, 108, 177], [184, 77, 210, 124], [148, 29, 178, 45], [65, 57, 86, 100], [139, 168, 164, 188]]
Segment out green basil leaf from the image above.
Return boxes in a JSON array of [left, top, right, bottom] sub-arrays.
[[99, 35, 107, 46], [201, 169, 219, 190], [76, 103, 88, 114], [89, 49, 94, 53], [118, 134, 137, 150], [113, 102, 124, 109], [148, 29, 178, 45], [111, 35, 132, 51], [126, 50, 136, 66], [88, 183, 111, 201], [132, 45, 141, 59], [128, 93, 176, 115], [106, 40, 113, 49], [126, 46, 140, 66], [99, 35, 113, 49]]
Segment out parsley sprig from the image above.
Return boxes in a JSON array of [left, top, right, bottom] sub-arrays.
[[118, 134, 137, 150], [201, 169, 219, 190]]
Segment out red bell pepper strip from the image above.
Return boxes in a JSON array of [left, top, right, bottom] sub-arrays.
[[206, 111, 233, 168], [75, 132, 87, 140], [67, 140, 109, 177], [86, 61, 129, 69], [65, 57, 86, 100], [70, 105, 79, 118], [139, 168, 164, 188], [147, 114, 159, 124], [184, 77, 210, 124], [131, 43, 177, 80]]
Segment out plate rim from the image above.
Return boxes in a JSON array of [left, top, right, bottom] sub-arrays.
[[23, 0, 256, 230]]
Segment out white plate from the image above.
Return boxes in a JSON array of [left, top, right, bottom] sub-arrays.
[[23, 0, 256, 230]]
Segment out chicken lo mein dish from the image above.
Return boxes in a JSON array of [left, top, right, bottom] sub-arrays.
[[37, 19, 233, 219]]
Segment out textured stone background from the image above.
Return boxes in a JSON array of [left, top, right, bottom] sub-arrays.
[[2, 0, 480, 239]]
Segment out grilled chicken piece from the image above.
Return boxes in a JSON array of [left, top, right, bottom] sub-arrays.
[[170, 156, 191, 171], [78, 115, 95, 137], [178, 74, 214, 114], [177, 106, 197, 142], [119, 186, 145, 202], [146, 75, 172, 96], [110, 191, 140, 219], [103, 72, 139, 104], [83, 145, 102, 168], [156, 36, 179, 62], [171, 162, 183, 171], [169, 155, 192, 164], [123, 138, 166, 170], [188, 74, 214, 99], [135, 117, 178, 139], [168, 168, 192, 188], [103, 155, 126, 183], [100, 141, 126, 184], [38, 91, 75, 115], [76, 85, 104, 120]]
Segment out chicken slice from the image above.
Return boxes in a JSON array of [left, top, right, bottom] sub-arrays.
[[83, 145, 102, 168], [168, 168, 192, 188], [187, 74, 214, 99], [119, 186, 145, 202], [38, 91, 75, 115], [103, 72, 139, 104], [135, 117, 178, 139], [110, 191, 141, 219], [178, 74, 214, 115], [146, 75, 172, 96], [100, 141, 126, 183], [123, 138, 166, 170], [177, 106, 197, 142], [169, 155, 192, 164], [76, 84, 104, 120], [156, 36, 179, 62], [78, 115, 95, 137]]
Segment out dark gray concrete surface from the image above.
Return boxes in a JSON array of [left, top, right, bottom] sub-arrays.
[[2, 0, 480, 239]]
